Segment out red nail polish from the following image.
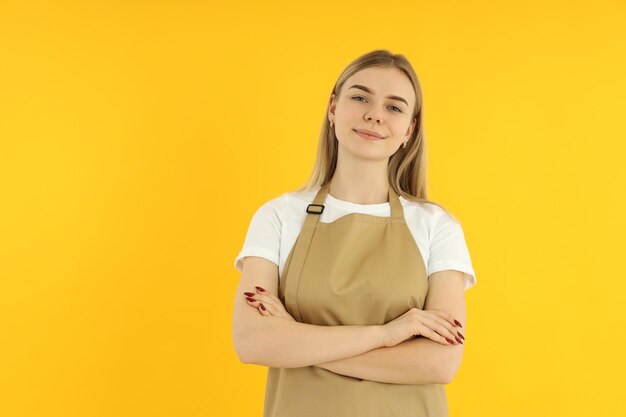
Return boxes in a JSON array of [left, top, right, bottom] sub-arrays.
[[454, 319, 462, 328], [458, 332, 465, 340], [455, 336, 462, 344], [260, 303, 266, 311], [445, 338, 453, 344], [244, 292, 254, 297], [256, 286, 265, 292], [246, 297, 255, 302]]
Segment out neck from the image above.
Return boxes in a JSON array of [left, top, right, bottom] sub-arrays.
[[328, 149, 390, 205]]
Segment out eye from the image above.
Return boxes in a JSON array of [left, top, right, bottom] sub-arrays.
[[351, 96, 403, 113]]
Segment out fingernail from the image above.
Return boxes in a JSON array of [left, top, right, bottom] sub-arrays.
[[244, 292, 254, 297], [260, 303, 266, 311], [255, 286, 265, 292], [454, 319, 462, 328], [455, 336, 462, 344], [458, 332, 465, 340], [445, 338, 454, 344], [246, 297, 255, 302]]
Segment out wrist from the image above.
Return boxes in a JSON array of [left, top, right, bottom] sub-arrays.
[[369, 325, 386, 349]]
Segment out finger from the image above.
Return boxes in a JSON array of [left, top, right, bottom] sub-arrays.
[[434, 321, 463, 344], [248, 297, 278, 314], [246, 294, 275, 307], [257, 300, 289, 319], [245, 293, 277, 309], [248, 292, 277, 305], [259, 302, 280, 318], [243, 296, 264, 314], [246, 293, 290, 317], [425, 313, 462, 343], [245, 292, 266, 302], [258, 303, 272, 316], [431, 309, 463, 328], [422, 325, 455, 345], [255, 287, 285, 304], [247, 292, 284, 308], [264, 294, 289, 313], [255, 288, 284, 305], [245, 296, 265, 309], [421, 315, 462, 345], [429, 311, 464, 341], [425, 310, 463, 342]]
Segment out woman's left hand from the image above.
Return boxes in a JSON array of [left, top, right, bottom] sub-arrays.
[[244, 286, 296, 322]]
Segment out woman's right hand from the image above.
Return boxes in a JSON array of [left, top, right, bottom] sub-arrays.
[[380, 307, 464, 347]]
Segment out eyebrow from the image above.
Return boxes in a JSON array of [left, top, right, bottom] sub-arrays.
[[347, 84, 409, 107]]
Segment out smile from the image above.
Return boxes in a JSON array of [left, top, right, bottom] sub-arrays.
[[354, 129, 384, 140]]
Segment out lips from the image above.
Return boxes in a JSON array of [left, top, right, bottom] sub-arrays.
[[354, 129, 385, 140]]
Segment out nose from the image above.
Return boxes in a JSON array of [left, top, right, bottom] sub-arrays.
[[366, 114, 383, 124], [364, 106, 384, 123]]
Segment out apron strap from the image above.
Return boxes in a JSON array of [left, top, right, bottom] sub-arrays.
[[388, 185, 404, 223], [284, 181, 330, 321], [284, 181, 404, 321]]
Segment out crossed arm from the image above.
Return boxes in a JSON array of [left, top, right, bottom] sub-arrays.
[[239, 268, 468, 385], [311, 270, 467, 385]]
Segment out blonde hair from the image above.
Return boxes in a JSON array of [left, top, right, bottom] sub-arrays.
[[293, 49, 458, 221]]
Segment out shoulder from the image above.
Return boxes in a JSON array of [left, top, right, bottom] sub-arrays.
[[399, 198, 468, 251], [400, 197, 460, 226], [280, 186, 321, 213], [283, 186, 320, 204], [251, 186, 319, 223]]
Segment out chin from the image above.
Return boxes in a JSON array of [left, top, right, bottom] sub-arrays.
[[343, 144, 394, 161]]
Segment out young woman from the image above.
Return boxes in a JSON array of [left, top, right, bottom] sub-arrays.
[[232, 49, 476, 417]]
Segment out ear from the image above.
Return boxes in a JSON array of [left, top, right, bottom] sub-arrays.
[[406, 117, 417, 137], [328, 94, 336, 121]]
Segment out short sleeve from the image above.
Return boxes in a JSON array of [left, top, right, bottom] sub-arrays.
[[428, 211, 477, 291], [233, 198, 282, 273]]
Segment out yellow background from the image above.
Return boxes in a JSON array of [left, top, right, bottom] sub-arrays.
[[1, 0, 625, 416]]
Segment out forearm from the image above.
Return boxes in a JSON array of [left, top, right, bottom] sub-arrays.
[[313, 336, 458, 385], [242, 316, 385, 368]]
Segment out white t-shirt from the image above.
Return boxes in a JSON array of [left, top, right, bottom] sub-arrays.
[[234, 186, 477, 291]]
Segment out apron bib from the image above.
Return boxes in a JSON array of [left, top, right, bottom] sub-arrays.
[[264, 181, 448, 417]]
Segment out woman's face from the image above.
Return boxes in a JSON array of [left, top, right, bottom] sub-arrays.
[[329, 66, 417, 161]]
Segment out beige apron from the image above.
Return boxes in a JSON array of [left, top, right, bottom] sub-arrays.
[[264, 181, 448, 417]]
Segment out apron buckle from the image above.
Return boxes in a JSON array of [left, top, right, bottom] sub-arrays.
[[306, 204, 325, 214]]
